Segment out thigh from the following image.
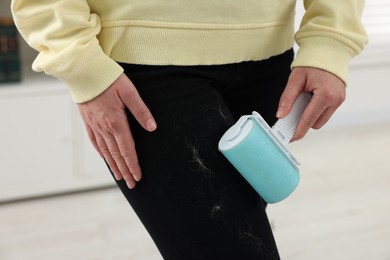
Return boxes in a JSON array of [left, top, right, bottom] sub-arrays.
[[112, 64, 280, 260]]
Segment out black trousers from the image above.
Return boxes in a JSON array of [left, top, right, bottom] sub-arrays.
[[111, 49, 294, 260]]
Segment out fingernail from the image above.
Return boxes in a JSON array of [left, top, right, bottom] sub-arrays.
[[134, 174, 141, 182], [146, 118, 157, 131], [276, 107, 284, 118], [127, 181, 135, 189]]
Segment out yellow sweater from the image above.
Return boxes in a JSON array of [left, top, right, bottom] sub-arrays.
[[11, 0, 367, 103]]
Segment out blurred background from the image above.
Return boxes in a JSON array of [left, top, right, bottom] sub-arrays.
[[1, 1, 389, 259]]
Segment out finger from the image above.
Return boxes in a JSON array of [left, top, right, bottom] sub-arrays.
[[95, 132, 123, 181], [292, 94, 327, 141], [312, 106, 338, 130], [85, 124, 103, 158], [102, 130, 137, 189], [308, 87, 345, 130], [119, 78, 157, 132], [276, 71, 306, 118], [110, 120, 143, 183]]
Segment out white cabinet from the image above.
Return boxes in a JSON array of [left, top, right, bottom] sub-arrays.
[[0, 75, 114, 202], [0, 1, 114, 202]]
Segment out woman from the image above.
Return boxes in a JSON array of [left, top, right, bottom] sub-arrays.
[[11, 1, 367, 259]]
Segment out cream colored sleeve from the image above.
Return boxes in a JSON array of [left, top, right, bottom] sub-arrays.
[[292, 0, 368, 84], [11, 0, 123, 103]]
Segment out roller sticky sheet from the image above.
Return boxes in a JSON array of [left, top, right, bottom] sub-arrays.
[[218, 92, 312, 203]]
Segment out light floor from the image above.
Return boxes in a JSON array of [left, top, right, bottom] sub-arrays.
[[1, 122, 390, 260]]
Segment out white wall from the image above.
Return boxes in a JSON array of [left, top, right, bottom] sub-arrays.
[[295, 0, 390, 129], [328, 0, 390, 128]]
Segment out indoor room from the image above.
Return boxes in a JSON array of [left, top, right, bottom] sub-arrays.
[[1, 1, 389, 259]]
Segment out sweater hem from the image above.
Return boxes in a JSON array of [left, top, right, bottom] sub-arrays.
[[97, 17, 295, 66]]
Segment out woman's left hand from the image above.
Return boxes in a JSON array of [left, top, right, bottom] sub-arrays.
[[276, 67, 346, 142]]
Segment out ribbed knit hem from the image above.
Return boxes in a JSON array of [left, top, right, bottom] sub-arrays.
[[58, 46, 124, 103], [291, 36, 359, 85], [97, 19, 295, 66], [53, 19, 296, 103]]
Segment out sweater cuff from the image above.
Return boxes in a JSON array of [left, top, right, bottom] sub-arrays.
[[291, 36, 357, 85], [56, 47, 124, 103]]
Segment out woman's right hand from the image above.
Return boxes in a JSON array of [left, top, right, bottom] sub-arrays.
[[77, 73, 157, 189]]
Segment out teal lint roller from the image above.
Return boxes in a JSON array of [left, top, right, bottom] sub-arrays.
[[218, 92, 312, 203]]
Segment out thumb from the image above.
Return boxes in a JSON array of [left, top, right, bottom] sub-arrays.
[[276, 69, 307, 118], [117, 74, 157, 132]]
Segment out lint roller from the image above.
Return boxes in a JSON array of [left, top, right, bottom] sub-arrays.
[[218, 92, 312, 203]]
